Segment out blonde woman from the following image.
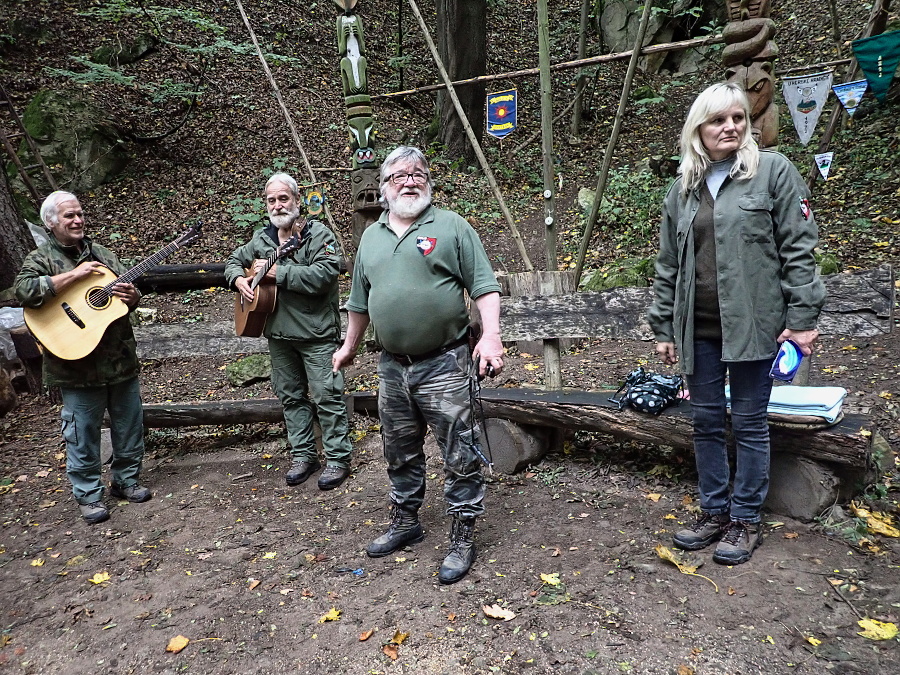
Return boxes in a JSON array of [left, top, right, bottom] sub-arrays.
[[647, 83, 825, 564]]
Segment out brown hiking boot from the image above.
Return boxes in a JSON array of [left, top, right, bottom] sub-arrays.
[[713, 520, 762, 565], [672, 511, 729, 551]]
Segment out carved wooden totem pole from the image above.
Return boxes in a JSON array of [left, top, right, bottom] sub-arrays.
[[334, 0, 381, 249], [723, 0, 779, 147]]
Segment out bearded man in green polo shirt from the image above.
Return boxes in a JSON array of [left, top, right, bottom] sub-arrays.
[[333, 146, 504, 584]]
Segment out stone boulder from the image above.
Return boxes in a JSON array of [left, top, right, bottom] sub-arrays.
[[20, 89, 130, 192]]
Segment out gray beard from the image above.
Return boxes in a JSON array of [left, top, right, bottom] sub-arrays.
[[270, 206, 300, 229], [387, 189, 431, 220]]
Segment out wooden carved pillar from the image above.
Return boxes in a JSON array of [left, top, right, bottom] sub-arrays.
[[723, 0, 779, 148], [334, 0, 382, 250]]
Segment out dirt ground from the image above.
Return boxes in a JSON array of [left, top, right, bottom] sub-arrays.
[[1, 293, 899, 675]]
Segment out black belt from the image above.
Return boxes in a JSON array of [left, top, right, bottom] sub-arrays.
[[385, 336, 468, 365]]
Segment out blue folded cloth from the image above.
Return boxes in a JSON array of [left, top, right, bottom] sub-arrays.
[[725, 385, 847, 423]]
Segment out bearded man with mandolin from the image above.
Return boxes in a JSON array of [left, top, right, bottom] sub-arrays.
[[15, 192, 152, 525], [225, 173, 352, 490]]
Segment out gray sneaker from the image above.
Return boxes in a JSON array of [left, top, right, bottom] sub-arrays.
[[110, 483, 152, 503], [713, 520, 762, 565], [672, 511, 729, 550], [79, 500, 110, 524]]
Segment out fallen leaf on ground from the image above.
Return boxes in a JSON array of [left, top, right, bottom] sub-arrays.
[[89, 571, 110, 585], [318, 607, 341, 623], [550, 547, 561, 556], [655, 545, 718, 592], [382, 644, 399, 660], [857, 618, 898, 640], [165, 635, 190, 653], [783, 532, 799, 539], [677, 666, 695, 675], [30, 559, 44, 567], [390, 630, 410, 645], [359, 629, 375, 641], [262, 552, 277, 559], [806, 636, 822, 646], [248, 578, 261, 590], [849, 502, 900, 538], [482, 604, 516, 621], [540, 572, 561, 586], [646, 493, 662, 502]]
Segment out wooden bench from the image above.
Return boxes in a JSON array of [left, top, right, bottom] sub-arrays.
[[134, 265, 894, 520]]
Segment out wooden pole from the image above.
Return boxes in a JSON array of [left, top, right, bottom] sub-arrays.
[[233, 0, 350, 260], [574, 0, 655, 285], [406, 0, 534, 271], [570, 0, 591, 137], [537, 0, 557, 271], [373, 34, 724, 100]]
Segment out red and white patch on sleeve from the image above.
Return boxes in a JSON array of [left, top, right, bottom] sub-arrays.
[[416, 236, 437, 256], [799, 198, 812, 220]]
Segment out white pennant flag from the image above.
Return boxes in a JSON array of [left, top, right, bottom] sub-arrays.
[[782, 71, 834, 146], [814, 152, 834, 180]]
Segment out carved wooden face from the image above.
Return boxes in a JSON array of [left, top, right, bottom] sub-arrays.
[[727, 61, 774, 120]]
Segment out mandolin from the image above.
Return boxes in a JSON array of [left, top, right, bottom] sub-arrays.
[[24, 221, 203, 361], [233, 233, 301, 338]]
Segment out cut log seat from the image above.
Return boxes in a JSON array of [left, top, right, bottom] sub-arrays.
[[141, 388, 879, 470]]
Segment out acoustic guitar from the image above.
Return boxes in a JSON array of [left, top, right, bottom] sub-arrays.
[[234, 233, 301, 338], [24, 221, 203, 361]]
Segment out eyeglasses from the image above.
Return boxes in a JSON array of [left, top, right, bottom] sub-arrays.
[[387, 171, 429, 185]]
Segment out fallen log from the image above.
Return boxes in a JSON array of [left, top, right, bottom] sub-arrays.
[[141, 389, 878, 469], [136, 264, 228, 293], [135, 321, 267, 359]]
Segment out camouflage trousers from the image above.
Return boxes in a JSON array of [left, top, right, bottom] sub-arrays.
[[377, 344, 485, 518]]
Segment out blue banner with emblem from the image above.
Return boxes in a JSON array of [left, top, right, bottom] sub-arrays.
[[486, 89, 517, 139]]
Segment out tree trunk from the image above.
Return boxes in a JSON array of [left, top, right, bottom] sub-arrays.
[[435, 0, 486, 162], [0, 172, 36, 290]]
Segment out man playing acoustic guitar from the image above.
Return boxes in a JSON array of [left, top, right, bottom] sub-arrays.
[[226, 173, 352, 490], [15, 191, 151, 525]]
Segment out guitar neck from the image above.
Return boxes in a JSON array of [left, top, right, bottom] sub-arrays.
[[249, 247, 280, 291], [100, 240, 183, 296]]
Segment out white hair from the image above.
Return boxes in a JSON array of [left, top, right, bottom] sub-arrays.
[[678, 82, 759, 196], [265, 172, 298, 197], [378, 146, 434, 209], [40, 191, 79, 227]]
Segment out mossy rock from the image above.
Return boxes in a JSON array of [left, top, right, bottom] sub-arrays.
[[19, 89, 129, 191], [816, 252, 842, 275], [91, 33, 158, 66], [226, 354, 272, 387], [579, 257, 655, 291]]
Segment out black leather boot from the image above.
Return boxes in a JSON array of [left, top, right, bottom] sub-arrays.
[[366, 505, 425, 558], [438, 516, 476, 585]]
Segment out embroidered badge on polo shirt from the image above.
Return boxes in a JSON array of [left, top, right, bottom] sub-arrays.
[[799, 198, 812, 220], [416, 236, 437, 256], [324, 243, 335, 256]]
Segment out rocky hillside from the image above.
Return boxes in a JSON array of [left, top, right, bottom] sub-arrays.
[[1, 0, 897, 276]]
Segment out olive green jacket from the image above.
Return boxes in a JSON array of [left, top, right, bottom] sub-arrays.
[[224, 220, 342, 342], [647, 150, 826, 375], [14, 234, 140, 388]]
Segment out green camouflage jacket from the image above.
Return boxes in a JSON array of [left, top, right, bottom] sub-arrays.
[[224, 220, 342, 342], [14, 234, 140, 388]]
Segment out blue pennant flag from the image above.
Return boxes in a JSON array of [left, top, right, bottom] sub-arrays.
[[852, 30, 900, 102], [486, 89, 517, 139]]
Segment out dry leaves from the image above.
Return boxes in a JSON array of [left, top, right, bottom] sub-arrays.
[[655, 545, 718, 592], [89, 571, 111, 585], [359, 628, 375, 641], [318, 607, 341, 623], [165, 635, 190, 653], [482, 604, 516, 621], [849, 502, 900, 538], [857, 618, 898, 640]]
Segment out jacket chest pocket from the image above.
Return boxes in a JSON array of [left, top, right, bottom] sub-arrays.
[[738, 193, 774, 243]]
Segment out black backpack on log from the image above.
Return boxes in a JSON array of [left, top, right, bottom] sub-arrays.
[[609, 367, 684, 416]]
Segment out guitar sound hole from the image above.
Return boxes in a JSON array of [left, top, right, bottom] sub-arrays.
[[86, 287, 111, 310]]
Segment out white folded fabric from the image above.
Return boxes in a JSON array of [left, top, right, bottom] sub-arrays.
[[725, 385, 847, 423]]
